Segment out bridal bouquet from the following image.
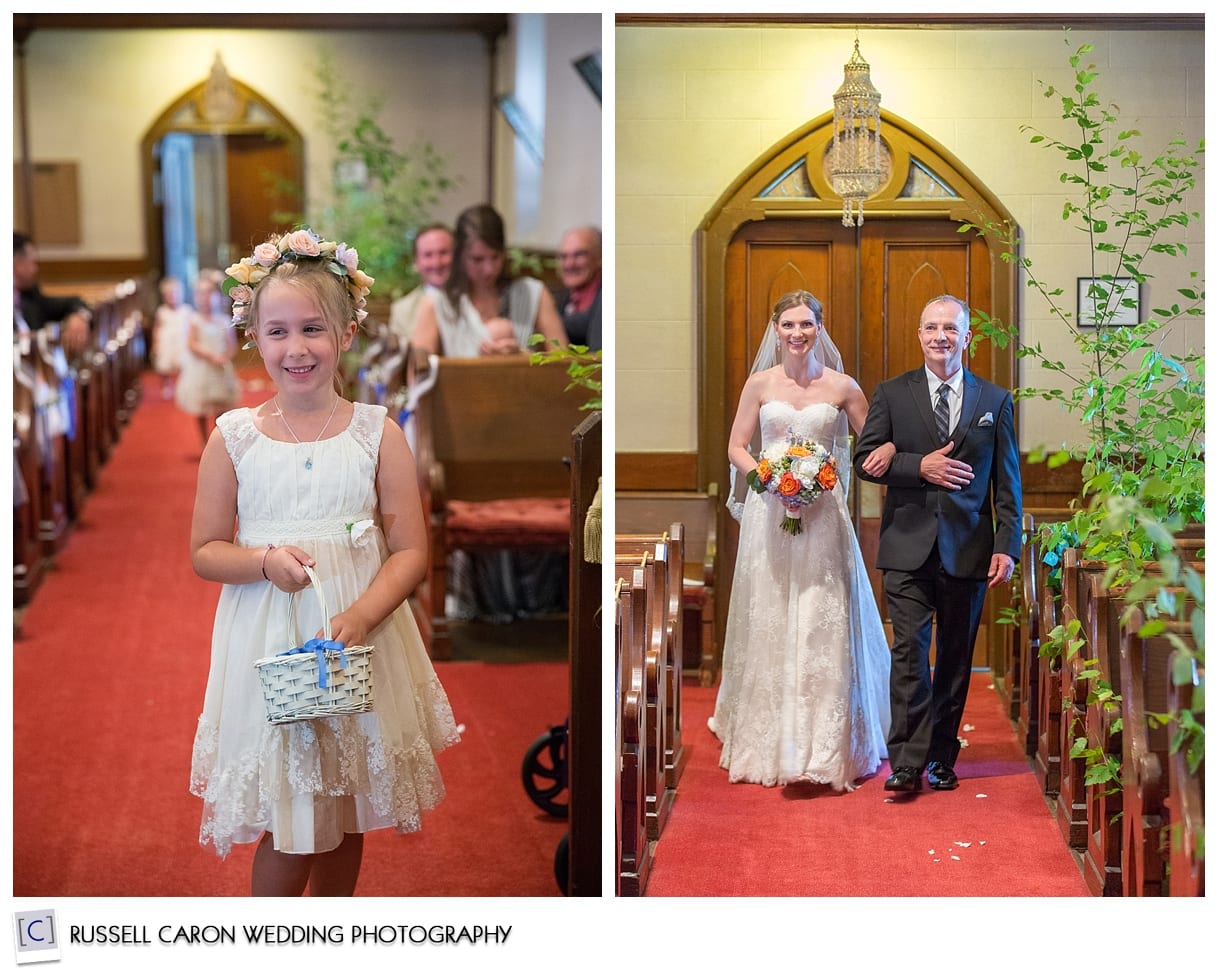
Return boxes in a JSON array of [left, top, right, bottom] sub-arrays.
[[746, 432, 839, 535]]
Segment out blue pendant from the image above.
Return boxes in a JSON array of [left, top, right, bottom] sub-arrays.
[[305, 458, 313, 470]]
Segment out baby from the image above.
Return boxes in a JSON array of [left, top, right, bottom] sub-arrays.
[[480, 316, 519, 355]]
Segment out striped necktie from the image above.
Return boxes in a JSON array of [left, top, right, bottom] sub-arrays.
[[934, 383, 951, 444]]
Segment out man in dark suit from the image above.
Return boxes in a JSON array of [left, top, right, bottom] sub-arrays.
[[14, 231, 92, 355], [854, 294, 1022, 793]]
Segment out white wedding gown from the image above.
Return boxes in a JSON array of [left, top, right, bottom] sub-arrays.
[[709, 400, 891, 789]]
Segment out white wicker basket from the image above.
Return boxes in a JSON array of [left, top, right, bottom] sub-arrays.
[[254, 564, 375, 724]]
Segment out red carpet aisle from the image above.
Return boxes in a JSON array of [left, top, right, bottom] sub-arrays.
[[644, 675, 1089, 896], [12, 373, 566, 896]]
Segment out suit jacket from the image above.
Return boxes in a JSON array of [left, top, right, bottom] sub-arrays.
[[18, 285, 88, 332], [555, 283, 601, 352], [854, 367, 1022, 580], [387, 284, 433, 346]]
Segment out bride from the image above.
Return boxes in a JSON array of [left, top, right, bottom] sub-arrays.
[[709, 290, 893, 790]]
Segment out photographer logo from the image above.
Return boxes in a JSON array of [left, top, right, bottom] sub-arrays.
[[12, 910, 60, 965]]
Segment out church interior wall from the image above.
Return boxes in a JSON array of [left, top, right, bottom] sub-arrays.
[[16, 15, 602, 262], [615, 24, 1204, 454]]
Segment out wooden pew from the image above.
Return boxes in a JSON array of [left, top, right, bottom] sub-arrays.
[[1014, 508, 1074, 750], [565, 412, 601, 896], [24, 329, 72, 558], [616, 489, 718, 685], [352, 321, 408, 406], [1063, 546, 1202, 892], [1118, 605, 1176, 896], [13, 337, 45, 609], [615, 528, 687, 794], [1057, 547, 1112, 851], [410, 356, 593, 659], [1166, 643, 1204, 897], [614, 545, 671, 844], [1079, 589, 1127, 894], [114, 281, 146, 423], [1033, 526, 1067, 797], [616, 570, 651, 896]]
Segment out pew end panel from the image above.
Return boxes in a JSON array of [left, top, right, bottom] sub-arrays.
[[1166, 645, 1204, 897], [1015, 508, 1076, 752], [566, 411, 601, 896], [616, 489, 719, 686], [615, 530, 687, 793]]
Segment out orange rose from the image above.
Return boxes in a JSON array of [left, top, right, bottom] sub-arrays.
[[787, 445, 812, 457], [757, 459, 773, 483], [817, 463, 839, 490], [778, 472, 801, 496]]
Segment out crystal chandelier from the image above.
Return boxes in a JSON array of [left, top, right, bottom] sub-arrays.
[[828, 36, 883, 226]]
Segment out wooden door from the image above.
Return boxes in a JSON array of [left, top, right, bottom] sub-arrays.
[[724, 216, 995, 665], [225, 133, 301, 257]]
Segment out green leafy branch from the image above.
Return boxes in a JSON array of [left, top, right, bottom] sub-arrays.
[[528, 335, 602, 411]]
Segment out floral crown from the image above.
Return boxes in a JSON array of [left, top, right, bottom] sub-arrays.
[[221, 228, 375, 329]]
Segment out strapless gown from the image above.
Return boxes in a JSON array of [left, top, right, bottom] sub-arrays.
[[709, 399, 891, 789]]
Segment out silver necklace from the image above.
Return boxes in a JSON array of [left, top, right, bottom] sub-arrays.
[[275, 395, 340, 470]]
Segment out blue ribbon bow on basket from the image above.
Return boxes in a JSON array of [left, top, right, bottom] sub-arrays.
[[278, 637, 347, 689]]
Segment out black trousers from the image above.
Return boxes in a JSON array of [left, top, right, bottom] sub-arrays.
[[883, 546, 987, 770]]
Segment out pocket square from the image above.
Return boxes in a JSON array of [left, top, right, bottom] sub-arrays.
[[978, 412, 994, 426]]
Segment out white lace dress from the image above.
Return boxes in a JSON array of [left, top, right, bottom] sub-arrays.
[[709, 400, 891, 789], [189, 403, 460, 857]]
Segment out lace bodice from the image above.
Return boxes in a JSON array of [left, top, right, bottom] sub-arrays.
[[216, 403, 385, 547]]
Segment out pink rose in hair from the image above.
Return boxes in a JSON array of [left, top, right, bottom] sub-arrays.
[[336, 243, 360, 275], [283, 230, 321, 258], [229, 284, 253, 305], [252, 242, 280, 267]]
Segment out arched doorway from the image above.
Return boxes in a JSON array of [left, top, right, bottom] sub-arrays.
[[140, 54, 304, 288], [699, 108, 1019, 673]]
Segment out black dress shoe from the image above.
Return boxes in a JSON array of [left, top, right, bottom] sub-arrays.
[[883, 767, 923, 792], [927, 761, 959, 790]]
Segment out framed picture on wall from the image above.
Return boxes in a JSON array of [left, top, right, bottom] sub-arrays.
[[1077, 276, 1140, 327]]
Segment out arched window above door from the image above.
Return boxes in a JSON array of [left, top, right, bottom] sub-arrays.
[[141, 54, 304, 286], [755, 118, 961, 204]]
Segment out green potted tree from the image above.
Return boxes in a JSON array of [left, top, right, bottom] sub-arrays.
[[967, 33, 1203, 862]]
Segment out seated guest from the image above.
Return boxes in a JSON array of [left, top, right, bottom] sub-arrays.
[[387, 222, 454, 347], [554, 225, 602, 352], [13, 231, 91, 356], [412, 204, 567, 358]]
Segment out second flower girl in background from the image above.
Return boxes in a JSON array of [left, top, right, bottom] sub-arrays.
[[175, 268, 240, 449], [151, 275, 190, 399]]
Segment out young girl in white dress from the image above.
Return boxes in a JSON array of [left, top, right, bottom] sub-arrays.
[[710, 290, 894, 791], [151, 276, 190, 399], [175, 270, 240, 449], [189, 229, 459, 895]]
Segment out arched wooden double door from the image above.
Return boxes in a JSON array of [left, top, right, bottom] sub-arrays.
[[700, 110, 1018, 669]]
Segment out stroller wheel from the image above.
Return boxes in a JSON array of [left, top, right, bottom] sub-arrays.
[[521, 723, 569, 818]]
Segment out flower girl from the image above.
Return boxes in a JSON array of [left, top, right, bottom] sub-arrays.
[[189, 229, 459, 895]]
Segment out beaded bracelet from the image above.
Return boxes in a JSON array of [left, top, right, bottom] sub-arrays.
[[261, 544, 276, 581]]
